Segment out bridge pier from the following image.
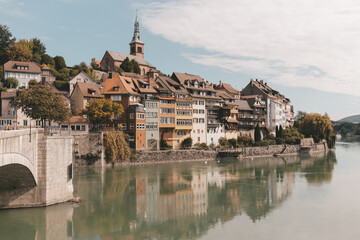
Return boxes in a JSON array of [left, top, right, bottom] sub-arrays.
[[0, 129, 73, 208]]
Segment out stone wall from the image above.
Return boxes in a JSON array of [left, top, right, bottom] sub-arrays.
[[130, 150, 217, 164], [73, 133, 104, 167]]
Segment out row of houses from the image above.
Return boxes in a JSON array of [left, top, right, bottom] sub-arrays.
[[0, 15, 294, 150]]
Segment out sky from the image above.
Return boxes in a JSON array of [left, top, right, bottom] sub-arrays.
[[1, 0, 359, 120]]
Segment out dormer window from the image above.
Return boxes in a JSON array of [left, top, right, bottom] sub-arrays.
[[194, 81, 198, 88], [113, 86, 119, 91]]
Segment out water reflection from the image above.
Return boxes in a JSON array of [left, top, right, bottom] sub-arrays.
[[0, 150, 338, 240]]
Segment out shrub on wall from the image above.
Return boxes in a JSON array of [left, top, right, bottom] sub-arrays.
[[104, 130, 131, 164], [181, 137, 193, 149]]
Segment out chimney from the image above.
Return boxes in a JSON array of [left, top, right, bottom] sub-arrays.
[[260, 80, 263, 84], [219, 80, 222, 85], [108, 72, 112, 79]]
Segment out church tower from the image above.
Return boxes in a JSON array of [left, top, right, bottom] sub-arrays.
[[129, 15, 144, 59]]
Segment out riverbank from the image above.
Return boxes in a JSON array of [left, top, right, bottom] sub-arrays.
[[74, 138, 328, 167]]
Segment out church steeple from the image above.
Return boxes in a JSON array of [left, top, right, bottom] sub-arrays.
[[130, 13, 144, 58]]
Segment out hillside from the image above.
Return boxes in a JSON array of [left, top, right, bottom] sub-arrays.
[[338, 114, 360, 123]]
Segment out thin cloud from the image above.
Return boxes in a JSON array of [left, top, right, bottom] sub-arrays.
[[141, 0, 360, 97]]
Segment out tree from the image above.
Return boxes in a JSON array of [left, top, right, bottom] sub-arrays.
[[130, 59, 141, 74], [31, 38, 46, 56], [255, 123, 261, 142], [57, 68, 70, 81], [181, 137, 193, 149], [41, 54, 55, 66], [298, 113, 335, 147], [0, 25, 16, 65], [11, 84, 71, 125], [2, 77, 18, 88], [28, 79, 38, 88], [279, 125, 284, 138], [104, 130, 131, 164], [120, 57, 132, 72], [5, 41, 32, 62], [81, 98, 124, 126], [275, 125, 279, 137], [54, 56, 66, 71]]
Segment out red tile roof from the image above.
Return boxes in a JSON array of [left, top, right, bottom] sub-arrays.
[[4, 61, 41, 74]]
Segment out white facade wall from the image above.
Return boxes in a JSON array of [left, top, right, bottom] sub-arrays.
[[69, 72, 96, 95], [191, 99, 207, 144], [206, 124, 225, 146], [4, 71, 41, 88]]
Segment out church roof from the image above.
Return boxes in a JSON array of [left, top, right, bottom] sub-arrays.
[[130, 15, 143, 44], [106, 50, 154, 68]]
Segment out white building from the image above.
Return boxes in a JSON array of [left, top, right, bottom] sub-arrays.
[[69, 71, 97, 95], [3, 61, 41, 88], [191, 98, 207, 144]]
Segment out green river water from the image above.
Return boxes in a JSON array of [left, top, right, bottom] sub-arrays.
[[0, 142, 359, 240]]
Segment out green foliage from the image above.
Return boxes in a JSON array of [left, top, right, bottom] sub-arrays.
[[333, 122, 360, 137], [28, 79, 38, 88], [104, 130, 131, 163], [5, 41, 32, 62], [181, 137, 193, 149], [228, 138, 237, 148], [279, 125, 284, 138], [254, 123, 261, 142], [298, 113, 335, 147], [120, 57, 132, 72], [194, 142, 209, 150], [31, 38, 46, 56], [54, 56, 66, 71], [119, 57, 141, 74], [41, 54, 55, 66], [0, 85, 7, 92], [11, 84, 71, 124], [281, 127, 304, 144], [130, 59, 141, 74], [54, 80, 69, 91], [0, 24, 16, 65], [2, 77, 18, 88], [0, 65, 3, 81], [91, 61, 100, 70], [218, 137, 228, 147], [56, 68, 70, 81], [81, 98, 124, 126], [208, 143, 216, 150], [237, 136, 254, 147]]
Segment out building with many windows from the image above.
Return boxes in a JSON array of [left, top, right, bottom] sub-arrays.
[[3, 61, 41, 88]]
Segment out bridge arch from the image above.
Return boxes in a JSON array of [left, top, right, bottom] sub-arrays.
[[0, 153, 37, 185]]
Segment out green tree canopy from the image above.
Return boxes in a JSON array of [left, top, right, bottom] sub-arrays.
[[2, 77, 18, 88], [120, 57, 132, 72], [81, 98, 124, 126], [11, 84, 71, 124], [28, 79, 38, 88], [298, 113, 335, 146], [0, 24, 16, 65], [181, 137, 193, 149], [104, 130, 131, 164], [5, 41, 32, 62], [130, 59, 141, 74], [41, 54, 55, 66], [54, 56, 66, 71]]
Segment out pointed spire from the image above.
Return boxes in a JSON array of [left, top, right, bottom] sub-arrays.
[[131, 12, 143, 44]]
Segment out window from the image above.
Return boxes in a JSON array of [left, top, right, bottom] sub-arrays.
[[81, 125, 86, 131], [76, 125, 81, 131], [130, 96, 134, 101], [136, 123, 145, 129], [136, 113, 144, 119], [138, 46, 142, 53], [111, 95, 121, 101], [130, 113, 134, 119], [23, 120, 28, 126], [177, 130, 187, 136], [130, 123, 134, 129]]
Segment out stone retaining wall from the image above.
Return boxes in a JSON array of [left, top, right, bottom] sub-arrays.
[[73, 133, 104, 167], [130, 150, 217, 164]]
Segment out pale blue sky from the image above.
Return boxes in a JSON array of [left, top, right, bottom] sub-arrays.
[[1, 0, 359, 120]]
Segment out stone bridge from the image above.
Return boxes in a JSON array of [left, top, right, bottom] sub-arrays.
[[0, 129, 73, 209]]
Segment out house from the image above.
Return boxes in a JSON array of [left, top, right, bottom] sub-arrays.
[[3, 61, 41, 88], [70, 82, 103, 115], [241, 79, 294, 132], [60, 116, 89, 135], [41, 65, 56, 83], [216, 88, 239, 139], [69, 71, 97, 95], [100, 16, 157, 76], [236, 99, 256, 139]]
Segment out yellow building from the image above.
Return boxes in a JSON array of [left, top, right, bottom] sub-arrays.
[[174, 96, 193, 149]]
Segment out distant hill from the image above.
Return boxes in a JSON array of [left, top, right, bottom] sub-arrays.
[[338, 114, 360, 123]]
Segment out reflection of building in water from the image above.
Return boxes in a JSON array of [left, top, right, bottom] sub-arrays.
[[159, 193, 176, 222], [273, 170, 294, 203], [191, 171, 208, 216], [136, 172, 160, 223], [207, 167, 226, 189]]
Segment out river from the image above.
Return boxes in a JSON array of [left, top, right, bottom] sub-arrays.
[[0, 142, 359, 240]]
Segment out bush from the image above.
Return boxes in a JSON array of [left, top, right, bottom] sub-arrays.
[[228, 138, 237, 148], [3, 77, 18, 88], [28, 79, 38, 87], [209, 143, 216, 150], [194, 142, 209, 150], [237, 136, 254, 147], [181, 137, 193, 149], [54, 80, 69, 92], [104, 130, 131, 164], [218, 137, 228, 147]]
